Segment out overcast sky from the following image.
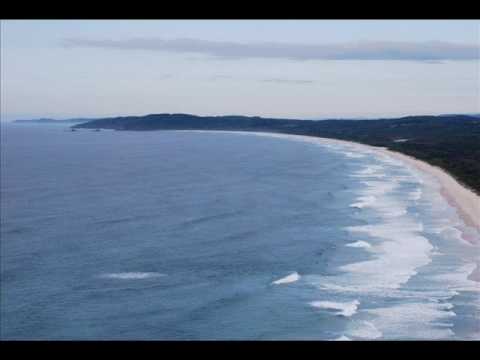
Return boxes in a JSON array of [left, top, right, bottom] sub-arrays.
[[1, 20, 479, 121]]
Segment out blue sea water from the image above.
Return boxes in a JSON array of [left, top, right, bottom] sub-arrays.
[[1, 124, 479, 340]]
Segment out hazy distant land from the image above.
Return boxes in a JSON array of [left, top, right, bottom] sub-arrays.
[[13, 118, 93, 124]]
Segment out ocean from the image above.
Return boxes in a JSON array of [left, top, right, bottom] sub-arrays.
[[1, 124, 479, 340]]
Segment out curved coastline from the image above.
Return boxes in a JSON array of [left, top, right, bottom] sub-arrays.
[[4, 126, 478, 340], [179, 130, 480, 285], [193, 130, 480, 234], [376, 150, 479, 234], [319, 138, 479, 234], [185, 130, 480, 269]]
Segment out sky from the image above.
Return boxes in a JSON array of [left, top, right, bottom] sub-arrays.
[[1, 20, 479, 121]]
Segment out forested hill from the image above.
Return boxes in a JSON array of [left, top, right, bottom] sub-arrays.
[[72, 113, 480, 193]]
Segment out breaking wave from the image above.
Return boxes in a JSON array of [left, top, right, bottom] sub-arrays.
[[99, 272, 166, 280]]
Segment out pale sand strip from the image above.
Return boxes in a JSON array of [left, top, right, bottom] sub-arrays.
[[376, 148, 480, 233], [321, 137, 479, 234], [257, 132, 480, 234], [377, 148, 480, 282]]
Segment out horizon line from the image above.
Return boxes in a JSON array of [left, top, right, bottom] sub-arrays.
[[5, 112, 480, 123]]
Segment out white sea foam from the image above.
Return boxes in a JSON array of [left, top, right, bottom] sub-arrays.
[[99, 272, 166, 280], [344, 152, 365, 159], [358, 165, 384, 174], [189, 130, 478, 339], [358, 302, 456, 340], [350, 195, 377, 209], [339, 220, 433, 290], [334, 335, 351, 341], [310, 300, 360, 317], [409, 188, 423, 201], [349, 178, 409, 218], [308, 217, 433, 294], [348, 321, 383, 339], [375, 153, 404, 167], [272, 272, 300, 285], [346, 241, 372, 249], [246, 133, 449, 339], [351, 165, 386, 178], [431, 245, 445, 256], [429, 263, 480, 293], [362, 180, 398, 191], [440, 226, 465, 244]]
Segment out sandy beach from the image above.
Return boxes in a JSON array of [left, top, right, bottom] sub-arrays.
[[305, 135, 480, 235], [376, 149, 480, 233], [376, 147, 480, 283], [257, 132, 480, 283]]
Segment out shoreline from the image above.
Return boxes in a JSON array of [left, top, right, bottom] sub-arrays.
[[197, 129, 480, 285], [375, 148, 480, 235], [240, 130, 480, 284], [298, 134, 480, 235], [199, 130, 480, 237]]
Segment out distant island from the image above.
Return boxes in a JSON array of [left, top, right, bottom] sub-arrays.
[[13, 118, 93, 124], [15, 113, 480, 193]]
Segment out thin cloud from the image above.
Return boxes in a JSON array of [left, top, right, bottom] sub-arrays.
[[261, 78, 315, 84], [62, 37, 479, 61], [208, 75, 234, 81], [204, 75, 313, 84]]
